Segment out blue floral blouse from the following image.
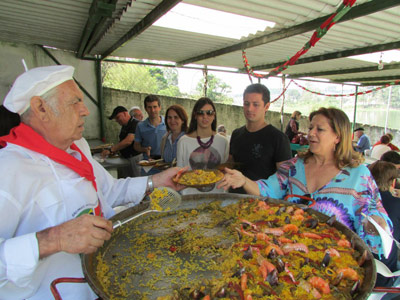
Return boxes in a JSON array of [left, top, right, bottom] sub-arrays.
[[257, 157, 392, 257]]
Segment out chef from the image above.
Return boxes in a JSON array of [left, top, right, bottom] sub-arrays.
[[0, 65, 182, 299]]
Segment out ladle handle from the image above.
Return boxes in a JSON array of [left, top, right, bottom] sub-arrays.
[[113, 209, 157, 229]]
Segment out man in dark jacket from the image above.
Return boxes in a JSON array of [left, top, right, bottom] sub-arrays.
[[105, 106, 142, 177]]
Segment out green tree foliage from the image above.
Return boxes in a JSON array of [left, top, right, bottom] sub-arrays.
[[195, 74, 234, 104], [102, 63, 182, 97]]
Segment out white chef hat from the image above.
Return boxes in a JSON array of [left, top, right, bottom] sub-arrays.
[[3, 65, 75, 115]]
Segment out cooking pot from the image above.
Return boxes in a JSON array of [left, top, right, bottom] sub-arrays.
[[81, 193, 376, 299]]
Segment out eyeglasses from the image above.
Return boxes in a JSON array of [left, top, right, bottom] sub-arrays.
[[196, 110, 215, 116]]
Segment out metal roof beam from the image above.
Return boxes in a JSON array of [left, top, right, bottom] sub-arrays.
[[252, 41, 400, 70], [332, 75, 400, 83], [287, 63, 400, 78], [177, 0, 400, 66], [360, 81, 400, 86], [77, 0, 116, 58], [101, 0, 181, 58]]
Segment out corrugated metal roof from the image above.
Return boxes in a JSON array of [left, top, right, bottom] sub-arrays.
[[0, 0, 399, 85]]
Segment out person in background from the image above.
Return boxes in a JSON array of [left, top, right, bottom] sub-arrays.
[[371, 134, 391, 160], [285, 110, 303, 142], [129, 106, 143, 121], [177, 97, 229, 194], [229, 83, 291, 194], [381, 151, 400, 190], [0, 65, 183, 299], [354, 127, 371, 154], [220, 107, 392, 259], [103, 105, 142, 177], [374, 133, 399, 151], [160, 104, 188, 163], [368, 161, 400, 290], [381, 151, 400, 167], [134, 95, 166, 175], [217, 124, 230, 140], [0, 104, 20, 137]]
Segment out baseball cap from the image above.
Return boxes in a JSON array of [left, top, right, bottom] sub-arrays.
[[3, 65, 74, 115], [109, 106, 128, 120], [354, 127, 364, 132]]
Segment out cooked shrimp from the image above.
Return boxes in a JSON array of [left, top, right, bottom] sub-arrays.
[[309, 276, 330, 294], [241, 273, 248, 291], [265, 244, 284, 256], [338, 239, 351, 248], [337, 268, 359, 281], [301, 232, 322, 239], [282, 243, 309, 254], [283, 224, 299, 233], [263, 227, 284, 236], [325, 248, 340, 257]]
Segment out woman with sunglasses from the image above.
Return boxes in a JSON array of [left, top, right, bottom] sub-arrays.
[[177, 97, 229, 194], [160, 104, 188, 164]]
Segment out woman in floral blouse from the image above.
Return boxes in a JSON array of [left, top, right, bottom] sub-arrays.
[[220, 107, 392, 258]]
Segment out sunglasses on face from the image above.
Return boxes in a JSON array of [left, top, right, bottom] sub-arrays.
[[196, 110, 215, 116]]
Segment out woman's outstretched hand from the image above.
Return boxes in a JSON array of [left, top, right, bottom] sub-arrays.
[[218, 167, 247, 191]]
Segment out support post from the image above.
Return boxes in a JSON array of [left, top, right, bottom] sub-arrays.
[[352, 86, 359, 132], [384, 85, 393, 133], [203, 66, 208, 97], [95, 59, 106, 142], [280, 76, 286, 132]]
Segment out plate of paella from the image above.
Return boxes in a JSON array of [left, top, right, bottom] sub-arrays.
[[172, 169, 224, 188], [84, 194, 375, 300]]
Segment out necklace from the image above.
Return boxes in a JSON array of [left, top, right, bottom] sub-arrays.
[[197, 135, 214, 149]]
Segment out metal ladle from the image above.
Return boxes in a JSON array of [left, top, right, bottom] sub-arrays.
[[113, 187, 182, 229]]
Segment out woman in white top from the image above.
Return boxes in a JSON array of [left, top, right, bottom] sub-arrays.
[[177, 97, 229, 194], [371, 134, 391, 160]]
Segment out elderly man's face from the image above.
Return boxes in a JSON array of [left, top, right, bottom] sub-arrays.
[[48, 80, 89, 149], [355, 130, 363, 139], [133, 109, 143, 121]]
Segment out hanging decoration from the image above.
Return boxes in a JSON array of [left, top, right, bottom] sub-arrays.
[[242, 0, 357, 79], [269, 79, 400, 104], [270, 80, 293, 103], [378, 52, 384, 70], [292, 79, 400, 98]]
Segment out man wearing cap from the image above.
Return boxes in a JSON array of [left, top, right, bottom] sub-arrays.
[[0, 65, 182, 299], [354, 127, 371, 154], [104, 106, 142, 177]]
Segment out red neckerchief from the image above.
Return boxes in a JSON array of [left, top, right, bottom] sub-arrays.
[[0, 124, 103, 217]]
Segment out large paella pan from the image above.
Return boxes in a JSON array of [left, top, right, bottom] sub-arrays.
[[82, 193, 376, 299]]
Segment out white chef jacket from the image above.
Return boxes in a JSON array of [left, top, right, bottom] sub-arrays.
[[0, 138, 148, 300]]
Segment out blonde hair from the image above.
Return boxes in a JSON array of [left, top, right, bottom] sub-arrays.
[[368, 161, 398, 192], [298, 107, 363, 169]]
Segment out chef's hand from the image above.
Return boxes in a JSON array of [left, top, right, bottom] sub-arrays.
[[153, 166, 188, 191], [218, 167, 246, 190], [37, 215, 113, 259]]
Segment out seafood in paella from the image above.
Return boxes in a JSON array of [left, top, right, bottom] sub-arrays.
[[96, 198, 368, 299]]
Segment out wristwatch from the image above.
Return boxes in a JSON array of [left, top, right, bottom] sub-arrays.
[[146, 175, 154, 194]]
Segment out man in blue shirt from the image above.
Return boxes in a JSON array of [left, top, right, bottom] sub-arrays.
[[134, 95, 166, 174], [354, 127, 371, 154]]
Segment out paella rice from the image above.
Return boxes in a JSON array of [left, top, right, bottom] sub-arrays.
[[96, 198, 367, 299], [174, 169, 224, 186]]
